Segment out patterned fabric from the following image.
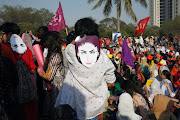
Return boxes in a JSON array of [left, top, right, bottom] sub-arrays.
[[0, 57, 18, 106], [55, 44, 116, 120], [133, 93, 151, 120], [43, 53, 64, 120], [0, 57, 24, 120], [16, 60, 36, 104]]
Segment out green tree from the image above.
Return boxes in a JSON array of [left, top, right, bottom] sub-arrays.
[[88, 0, 147, 32], [160, 15, 180, 37], [0, 5, 53, 33]]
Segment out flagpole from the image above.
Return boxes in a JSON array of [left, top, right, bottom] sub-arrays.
[[65, 27, 68, 35]]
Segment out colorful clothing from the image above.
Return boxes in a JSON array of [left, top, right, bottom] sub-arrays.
[[13, 47, 36, 71], [133, 93, 151, 120], [43, 53, 64, 120]]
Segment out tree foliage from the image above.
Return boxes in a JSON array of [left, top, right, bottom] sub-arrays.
[[97, 17, 161, 38], [160, 15, 180, 37], [88, 0, 147, 31], [0, 5, 54, 34]]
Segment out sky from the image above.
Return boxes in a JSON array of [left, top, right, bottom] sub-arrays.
[[0, 0, 149, 27]]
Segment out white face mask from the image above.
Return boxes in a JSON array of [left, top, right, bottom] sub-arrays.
[[10, 34, 27, 54], [77, 42, 99, 68]]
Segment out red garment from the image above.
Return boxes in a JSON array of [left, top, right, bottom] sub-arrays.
[[118, 38, 123, 45], [99, 38, 104, 48], [13, 47, 36, 71], [0, 43, 16, 64], [21, 98, 39, 120], [109, 48, 114, 54], [175, 71, 180, 82], [105, 39, 111, 45]]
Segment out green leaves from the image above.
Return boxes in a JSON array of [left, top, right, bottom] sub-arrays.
[[88, 0, 147, 31], [0, 5, 53, 34]]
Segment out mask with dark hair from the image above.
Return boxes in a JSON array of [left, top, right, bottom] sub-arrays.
[[75, 35, 100, 68]]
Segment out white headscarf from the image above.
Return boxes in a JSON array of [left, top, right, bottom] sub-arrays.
[[149, 78, 163, 103], [116, 93, 142, 120], [160, 66, 170, 72]]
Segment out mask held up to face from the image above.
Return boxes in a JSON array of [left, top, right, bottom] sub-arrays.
[[10, 34, 27, 54]]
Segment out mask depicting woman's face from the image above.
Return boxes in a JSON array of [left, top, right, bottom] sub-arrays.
[[77, 42, 99, 68]]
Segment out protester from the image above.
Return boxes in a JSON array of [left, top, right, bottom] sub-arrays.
[[37, 31, 65, 120], [55, 18, 116, 120], [116, 93, 142, 120], [32, 26, 48, 46], [10, 34, 39, 120], [160, 70, 175, 97], [0, 46, 24, 120], [123, 80, 151, 120], [0, 22, 20, 64], [153, 94, 176, 120]]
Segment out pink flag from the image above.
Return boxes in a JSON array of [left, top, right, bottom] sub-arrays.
[[48, 2, 66, 32], [32, 44, 52, 91], [32, 44, 45, 74]]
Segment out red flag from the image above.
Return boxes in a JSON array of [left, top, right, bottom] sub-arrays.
[[48, 2, 66, 32], [134, 16, 150, 36]]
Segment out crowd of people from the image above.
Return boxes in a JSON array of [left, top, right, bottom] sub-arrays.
[[0, 17, 180, 120]]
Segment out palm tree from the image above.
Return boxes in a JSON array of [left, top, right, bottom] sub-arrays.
[[88, 0, 147, 32]]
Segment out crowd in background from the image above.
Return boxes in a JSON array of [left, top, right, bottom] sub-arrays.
[[0, 18, 180, 120]]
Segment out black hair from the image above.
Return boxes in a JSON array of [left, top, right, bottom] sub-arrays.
[[75, 18, 99, 38], [36, 26, 48, 40], [41, 31, 63, 71], [123, 80, 150, 108], [66, 30, 76, 45], [122, 65, 130, 80], [162, 70, 171, 80], [0, 22, 20, 34], [129, 74, 142, 88]]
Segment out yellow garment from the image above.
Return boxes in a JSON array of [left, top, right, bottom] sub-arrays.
[[42, 66, 52, 81], [107, 54, 113, 59], [126, 65, 132, 74], [150, 60, 154, 69], [145, 79, 154, 87]]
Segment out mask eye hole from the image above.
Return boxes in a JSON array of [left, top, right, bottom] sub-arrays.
[[14, 45, 18, 48], [20, 44, 24, 47]]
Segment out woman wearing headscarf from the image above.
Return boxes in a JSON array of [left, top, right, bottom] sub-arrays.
[[123, 80, 151, 120], [116, 93, 142, 120], [153, 94, 176, 120], [148, 78, 164, 103], [160, 70, 174, 97], [55, 18, 116, 120]]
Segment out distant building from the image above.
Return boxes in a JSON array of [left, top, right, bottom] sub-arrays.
[[150, 0, 180, 27]]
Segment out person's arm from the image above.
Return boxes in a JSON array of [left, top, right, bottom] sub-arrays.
[[164, 81, 175, 97], [103, 50, 116, 84], [28, 30, 36, 44], [37, 54, 61, 81], [144, 86, 149, 99]]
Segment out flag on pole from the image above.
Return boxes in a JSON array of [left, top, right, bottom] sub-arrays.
[[121, 38, 135, 68], [134, 16, 150, 36], [48, 2, 66, 32]]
